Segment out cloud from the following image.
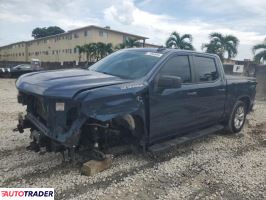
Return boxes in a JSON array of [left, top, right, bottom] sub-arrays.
[[104, 1, 135, 25], [103, 0, 266, 59]]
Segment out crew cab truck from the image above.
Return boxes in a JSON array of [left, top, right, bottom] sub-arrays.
[[15, 48, 256, 160]]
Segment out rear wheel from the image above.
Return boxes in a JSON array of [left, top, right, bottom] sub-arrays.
[[226, 100, 247, 133]]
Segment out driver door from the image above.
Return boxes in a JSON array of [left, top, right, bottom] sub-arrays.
[[149, 55, 198, 143]]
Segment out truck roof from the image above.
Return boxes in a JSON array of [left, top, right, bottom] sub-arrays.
[[125, 47, 219, 59]]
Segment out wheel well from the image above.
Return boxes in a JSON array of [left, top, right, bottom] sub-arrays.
[[239, 96, 250, 111], [121, 114, 144, 139]]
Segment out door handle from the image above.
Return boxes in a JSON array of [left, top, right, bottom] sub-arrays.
[[217, 88, 226, 92], [187, 91, 197, 96]]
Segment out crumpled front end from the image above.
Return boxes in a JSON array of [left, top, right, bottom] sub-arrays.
[[16, 91, 86, 148], [15, 81, 149, 162]]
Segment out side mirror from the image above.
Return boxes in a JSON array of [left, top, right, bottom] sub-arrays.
[[158, 75, 182, 89]]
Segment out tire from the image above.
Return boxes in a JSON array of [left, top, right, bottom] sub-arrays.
[[225, 100, 247, 133]]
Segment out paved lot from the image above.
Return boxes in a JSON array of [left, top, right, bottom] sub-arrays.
[[0, 78, 265, 200]]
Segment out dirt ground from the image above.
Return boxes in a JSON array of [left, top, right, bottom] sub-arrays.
[[0, 78, 265, 200]]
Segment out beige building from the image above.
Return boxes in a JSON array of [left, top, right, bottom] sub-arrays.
[[0, 25, 152, 63]]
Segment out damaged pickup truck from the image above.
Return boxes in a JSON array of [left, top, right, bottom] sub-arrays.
[[15, 48, 256, 161]]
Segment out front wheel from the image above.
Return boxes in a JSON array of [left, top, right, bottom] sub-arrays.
[[226, 100, 247, 133]]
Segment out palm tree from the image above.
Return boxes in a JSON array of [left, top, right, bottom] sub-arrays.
[[84, 43, 97, 62], [95, 42, 106, 61], [125, 38, 142, 48], [202, 41, 223, 60], [75, 45, 85, 62], [115, 43, 126, 50], [252, 43, 266, 63], [202, 32, 239, 62], [115, 38, 142, 50], [165, 31, 194, 50], [103, 43, 113, 56]]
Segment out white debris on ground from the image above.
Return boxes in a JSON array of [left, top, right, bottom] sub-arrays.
[[0, 78, 265, 200]]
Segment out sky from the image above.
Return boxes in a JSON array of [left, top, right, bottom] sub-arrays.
[[0, 0, 265, 60]]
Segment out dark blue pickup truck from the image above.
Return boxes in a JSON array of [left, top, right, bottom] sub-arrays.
[[15, 48, 256, 160]]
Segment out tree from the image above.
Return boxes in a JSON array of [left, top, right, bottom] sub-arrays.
[[75, 45, 85, 62], [84, 43, 97, 62], [165, 31, 194, 50], [202, 32, 239, 62], [125, 38, 142, 48], [82, 42, 114, 62], [95, 42, 107, 60], [202, 41, 224, 61], [252, 43, 266, 63], [32, 26, 65, 39], [115, 38, 142, 50], [115, 43, 126, 50], [103, 43, 113, 56]]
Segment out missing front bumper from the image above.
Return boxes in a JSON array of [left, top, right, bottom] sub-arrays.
[[14, 112, 86, 147]]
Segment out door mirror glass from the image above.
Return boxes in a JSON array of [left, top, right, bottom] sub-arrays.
[[158, 75, 182, 88]]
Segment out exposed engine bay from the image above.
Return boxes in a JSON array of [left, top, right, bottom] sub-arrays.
[[14, 91, 144, 163]]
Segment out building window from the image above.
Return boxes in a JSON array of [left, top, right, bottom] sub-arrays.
[[69, 49, 72, 54], [84, 30, 90, 36], [99, 31, 108, 38], [74, 48, 77, 53], [62, 49, 65, 53], [74, 33, 79, 38]]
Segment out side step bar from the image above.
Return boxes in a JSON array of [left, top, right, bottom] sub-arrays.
[[148, 125, 224, 153]]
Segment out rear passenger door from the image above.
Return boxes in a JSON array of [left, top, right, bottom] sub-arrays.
[[191, 55, 226, 127]]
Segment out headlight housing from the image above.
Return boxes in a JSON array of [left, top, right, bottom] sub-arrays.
[[7, 68, 11, 72]]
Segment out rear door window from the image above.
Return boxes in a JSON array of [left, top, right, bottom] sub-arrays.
[[194, 56, 218, 82]]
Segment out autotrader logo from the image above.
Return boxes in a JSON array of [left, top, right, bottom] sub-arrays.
[[0, 188, 54, 199]]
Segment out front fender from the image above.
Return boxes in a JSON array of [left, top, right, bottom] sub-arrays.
[[76, 82, 148, 122]]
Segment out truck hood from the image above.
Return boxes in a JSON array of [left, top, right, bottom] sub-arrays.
[[16, 69, 131, 98]]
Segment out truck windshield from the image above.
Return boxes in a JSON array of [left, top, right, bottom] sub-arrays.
[[89, 50, 163, 79]]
